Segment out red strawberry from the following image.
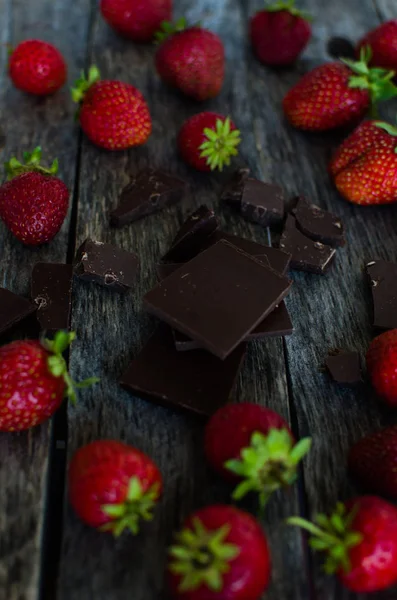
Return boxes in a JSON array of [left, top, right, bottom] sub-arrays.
[[349, 425, 397, 500], [250, 0, 312, 66], [72, 66, 152, 150], [155, 18, 225, 101], [167, 505, 270, 600], [288, 496, 397, 593], [8, 39, 67, 96], [68, 440, 162, 535], [178, 113, 241, 172], [0, 147, 69, 246], [366, 329, 397, 405], [0, 331, 98, 432], [357, 20, 397, 72], [205, 403, 311, 506], [100, 0, 172, 42], [283, 48, 397, 131], [329, 120, 397, 205]]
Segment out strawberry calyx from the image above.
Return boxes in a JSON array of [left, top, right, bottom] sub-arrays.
[[287, 502, 363, 575], [199, 117, 241, 171], [5, 146, 59, 181], [155, 17, 189, 43], [168, 518, 240, 592], [343, 46, 397, 104], [71, 65, 101, 103], [42, 331, 99, 404], [100, 477, 160, 537], [226, 429, 312, 507], [264, 0, 313, 21]]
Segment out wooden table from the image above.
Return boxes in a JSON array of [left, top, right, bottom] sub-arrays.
[[1, 0, 396, 598]]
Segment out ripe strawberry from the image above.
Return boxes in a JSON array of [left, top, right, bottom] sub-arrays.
[[178, 113, 241, 172], [366, 329, 397, 405], [329, 120, 397, 205], [167, 505, 270, 600], [349, 425, 397, 500], [0, 147, 69, 246], [288, 496, 397, 593], [250, 0, 312, 66], [8, 39, 67, 96], [68, 440, 162, 536], [283, 48, 397, 131], [205, 403, 311, 506], [357, 20, 397, 72], [72, 66, 152, 150], [155, 18, 225, 101], [0, 331, 98, 432], [100, 0, 172, 42]]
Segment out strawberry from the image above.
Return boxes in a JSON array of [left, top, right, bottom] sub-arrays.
[[72, 66, 152, 150], [0, 331, 98, 432], [178, 113, 241, 172], [329, 120, 397, 205], [349, 425, 397, 500], [0, 147, 69, 246], [167, 505, 270, 600], [288, 496, 397, 593], [250, 0, 312, 67], [8, 39, 67, 96], [68, 440, 163, 535], [283, 48, 397, 131], [100, 0, 172, 42], [366, 329, 397, 405], [155, 18, 225, 101], [357, 20, 397, 72], [205, 403, 311, 506]]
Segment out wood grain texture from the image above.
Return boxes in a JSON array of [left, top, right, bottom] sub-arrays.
[[0, 1, 92, 599], [57, 1, 308, 599], [374, 1, 396, 19]]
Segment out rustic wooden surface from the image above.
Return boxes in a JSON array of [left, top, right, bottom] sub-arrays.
[[0, 0, 397, 598]]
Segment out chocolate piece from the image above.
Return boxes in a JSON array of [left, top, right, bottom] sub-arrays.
[[110, 168, 186, 227], [162, 205, 219, 263], [293, 197, 345, 247], [144, 240, 292, 359], [241, 180, 285, 227], [327, 37, 356, 60], [121, 325, 246, 417], [325, 351, 362, 385], [0, 287, 36, 335], [74, 239, 139, 292], [156, 263, 182, 282], [221, 168, 250, 206], [279, 215, 336, 274], [366, 260, 397, 329], [31, 263, 73, 332]]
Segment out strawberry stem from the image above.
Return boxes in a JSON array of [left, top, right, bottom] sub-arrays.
[[4, 146, 59, 181], [155, 17, 188, 43], [199, 117, 241, 171], [264, 0, 313, 21], [71, 65, 101, 103], [343, 46, 397, 105]]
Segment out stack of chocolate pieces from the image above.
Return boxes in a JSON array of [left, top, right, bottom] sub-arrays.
[[121, 205, 294, 417]]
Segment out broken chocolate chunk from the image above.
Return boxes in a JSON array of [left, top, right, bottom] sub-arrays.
[[110, 168, 186, 227], [221, 167, 250, 207], [241, 180, 285, 227], [325, 351, 362, 385], [279, 215, 336, 274], [162, 205, 219, 263], [292, 196, 345, 247], [0, 287, 36, 336], [74, 239, 139, 293], [366, 260, 397, 330], [121, 324, 246, 417], [31, 263, 73, 332]]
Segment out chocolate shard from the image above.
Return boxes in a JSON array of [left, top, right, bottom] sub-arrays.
[[325, 351, 362, 385], [292, 196, 345, 247], [162, 205, 219, 263], [121, 324, 246, 417], [221, 167, 250, 206], [74, 239, 139, 293], [110, 168, 186, 227], [31, 263, 73, 332], [366, 260, 397, 330], [144, 240, 292, 360], [156, 263, 183, 282], [240, 179, 285, 227], [279, 215, 336, 275], [0, 287, 36, 336]]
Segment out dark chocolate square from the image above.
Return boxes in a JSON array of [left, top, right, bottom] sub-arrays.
[[292, 196, 345, 247], [221, 168, 250, 207], [0, 287, 36, 336], [162, 205, 219, 263], [366, 260, 397, 330], [241, 180, 285, 227], [325, 351, 362, 385], [31, 263, 73, 332]]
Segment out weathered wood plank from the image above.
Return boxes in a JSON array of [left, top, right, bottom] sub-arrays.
[[58, 1, 308, 599], [373, 1, 395, 19], [0, 1, 91, 599]]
